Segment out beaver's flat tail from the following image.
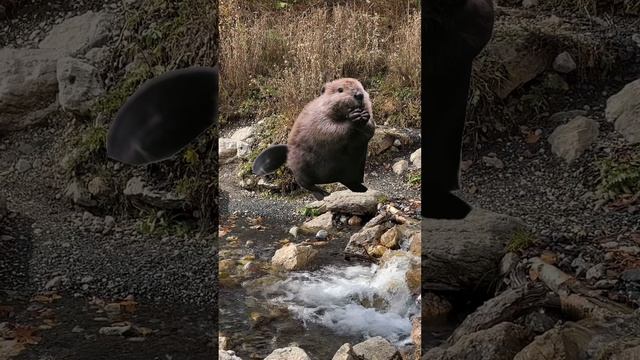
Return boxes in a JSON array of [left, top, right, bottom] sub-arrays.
[[252, 144, 288, 176]]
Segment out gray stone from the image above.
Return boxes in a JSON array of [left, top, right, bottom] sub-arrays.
[[264, 346, 311, 360], [426, 322, 531, 360], [64, 179, 97, 207], [423, 208, 527, 291], [0, 48, 59, 132], [300, 212, 333, 234], [392, 160, 408, 175], [321, 189, 386, 216], [57, 57, 105, 115], [123, 176, 187, 210], [15, 158, 31, 173], [352, 336, 401, 360], [522, 0, 539, 8], [606, 78, 640, 144], [271, 243, 318, 271], [548, 116, 599, 162], [39, 11, 115, 56], [482, 156, 504, 169], [553, 51, 577, 73], [218, 350, 243, 360], [230, 126, 255, 143], [621, 269, 640, 282], [410, 148, 421, 168], [98, 324, 131, 336], [332, 343, 356, 360], [586, 263, 606, 281]]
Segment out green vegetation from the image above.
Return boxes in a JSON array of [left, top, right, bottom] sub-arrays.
[[596, 151, 640, 201], [506, 228, 538, 253]]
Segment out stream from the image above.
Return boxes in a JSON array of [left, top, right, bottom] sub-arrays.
[[218, 214, 421, 359]]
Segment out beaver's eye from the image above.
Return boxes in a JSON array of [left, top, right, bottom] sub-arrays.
[[338, 88, 343, 93]]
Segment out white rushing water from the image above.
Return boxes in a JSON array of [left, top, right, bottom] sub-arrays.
[[261, 253, 420, 345]]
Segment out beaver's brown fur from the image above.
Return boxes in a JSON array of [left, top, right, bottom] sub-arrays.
[[286, 78, 375, 199], [252, 78, 375, 200]]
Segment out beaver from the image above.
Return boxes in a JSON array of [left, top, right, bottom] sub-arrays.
[[252, 78, 375, 200]]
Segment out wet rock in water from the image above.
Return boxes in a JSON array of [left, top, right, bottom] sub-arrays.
[[380, 226, 400, 249], [271, 243, 318, 271], [123, 176, 187, 210], [606, 78, 640, 144], [299, 212, 333, 234], [39, 11, 115, 56], [410, 148, 421, 168], [57, 57, 105, 115], [552, 51, 577, 73], [264, 346, 311, 360], [392, 160, 408, 175], [514, 312, 640, 359], [352, 336, 401, 360], [423, 208, 527, 291], [411, 316, 421, 350], [344, 224, 387, 259], [548, 116, 599, 163], [422, 292, 453, 321], [64, 179, 97, 207], [409, 232, 421, 256], [426, 322, 531, 360], [332, 343, 357, 360], [321, 189, 386, 216]]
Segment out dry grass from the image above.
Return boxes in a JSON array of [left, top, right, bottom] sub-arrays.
[[220, 0, 421, 138], [541, 0, 639, 15]]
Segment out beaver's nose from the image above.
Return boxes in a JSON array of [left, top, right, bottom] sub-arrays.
[[354, 92, 364, 102]]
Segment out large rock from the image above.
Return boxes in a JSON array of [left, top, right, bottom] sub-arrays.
[[57, 57, 105, 115], [39, 11, 115, 56], [425, 322, 531, 360], [218, 350, 242, 360], [422, 208, 527, 291], [0, 48, 59, 132], [264, 346, 311, 360], [123, 176, 187, 210], [410, 148, 421, 168], [514, 312, 640, 359], [368, 126, 419, 156], [271, 243, 318, 271], [547, 116, 599, 163], [219, 138, 250, 163], [606, 78, 640, 144], [322, 189, 386, 216], [299, 211, 334, 234], [490, 39, 551, 99], [352, 336, 401, 360], [332, 343, 357, 360]]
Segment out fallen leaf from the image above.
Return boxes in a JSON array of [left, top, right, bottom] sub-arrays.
[[14, 326, 41, 345], [31, 293, 61, 304], [119, 300, 137, 313], [525, 131, 541, 144]]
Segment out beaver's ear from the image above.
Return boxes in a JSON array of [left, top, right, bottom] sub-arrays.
[[320, 85, 326, 95]]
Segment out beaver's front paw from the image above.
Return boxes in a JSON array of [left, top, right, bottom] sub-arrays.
[[348, 109, 370, 124]]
